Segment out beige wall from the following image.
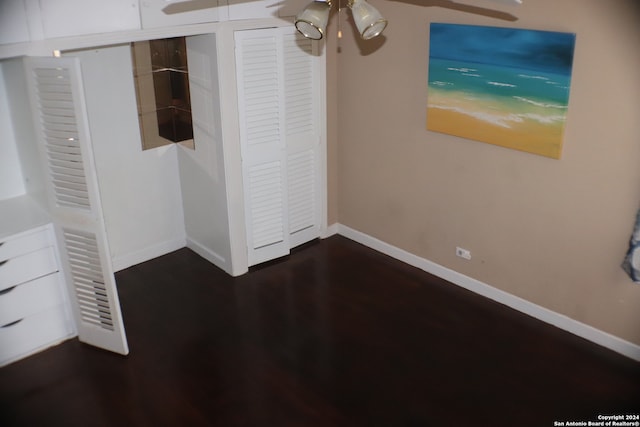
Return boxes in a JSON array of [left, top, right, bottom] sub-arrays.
[[328, 0, 640, 345], [326, 16, 340, 225]]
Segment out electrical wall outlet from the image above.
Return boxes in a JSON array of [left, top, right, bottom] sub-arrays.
[[456, 246, 471, 260]]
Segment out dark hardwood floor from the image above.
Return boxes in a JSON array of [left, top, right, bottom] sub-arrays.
[[1, 235, 639, 426]]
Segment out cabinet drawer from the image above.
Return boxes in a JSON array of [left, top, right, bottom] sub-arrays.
[[0, 228, 52, 263], [0, 273, 66, 327], [0, 247, 58, 292], [0, 305, 74, 367]]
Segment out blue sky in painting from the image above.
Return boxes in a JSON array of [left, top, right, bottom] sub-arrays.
[[429, 23, 576, 75]]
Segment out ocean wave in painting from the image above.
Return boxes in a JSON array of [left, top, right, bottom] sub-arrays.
[[512, 96, 568, 110], [430, 100, 567, 129], [430, 104, 523, 128], [427, 56, 573, 157], [429, 58, 571, 105]]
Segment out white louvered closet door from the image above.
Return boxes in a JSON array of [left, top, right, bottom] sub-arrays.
[[24, 57, 129, 355], [236, 29, 290, 267], [236, 27, 324, 267], [282, 31, 322, 248]]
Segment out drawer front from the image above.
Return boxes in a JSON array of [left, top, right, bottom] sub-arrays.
[[0, 227, 52, 262], [0, 304, 74, 367], [0, 247, 58, 292], [0, 273, 66, 327]]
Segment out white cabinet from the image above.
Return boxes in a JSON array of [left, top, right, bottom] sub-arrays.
[[227, 0, 309, 20], [0, 58, 75, 366], [0, 225, 74, 367], [0, 0, 31, 45], [0, 245, 57, 291], [140, 0, 305, 27], [140, 0, 221, 29], [0, 60, 69, 367], [276, 0, 311, 19], [1, 0, 142, 44], [227, 0, 273, 20], [0, 0, 310, 50], [39, 0, 141, 39]]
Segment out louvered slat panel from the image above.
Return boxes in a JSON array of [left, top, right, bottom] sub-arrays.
[[37, 92, 73, 103], [52, 181, 88, 194], [46, 143, 81, 154], [47, 158, 82, 171], [288, 150, 316, 233], [284, 34, 314, 136], [241, 37, 280, 149], [44, 130, 79, 140], [248, 161, 285, 249], [62, 228, 115, 331], [32, 66, 91, 211], [41, 107, 76, 118], [50, 163, 85, 175], [41, 122, 77, 134], [46, 150, 82, 163], [45, 141, 80, 152]]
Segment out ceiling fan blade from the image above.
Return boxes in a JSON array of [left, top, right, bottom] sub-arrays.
[[162, 0, 219, 15], [484, 0, 523, 4]]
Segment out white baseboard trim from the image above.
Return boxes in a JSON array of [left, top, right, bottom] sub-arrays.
[[338, 224, 640, 362], [323, 223, 340, 238], [186, 237, 231, 276], [112, 237, 186, 272]]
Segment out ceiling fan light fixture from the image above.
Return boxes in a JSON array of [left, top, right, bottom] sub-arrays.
[[347, 0, 387, 40], [295, 0, 333, 40]]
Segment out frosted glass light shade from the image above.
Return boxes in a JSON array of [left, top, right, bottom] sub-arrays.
[[349, 0, 387, 40], [295, 1, 332, 40]]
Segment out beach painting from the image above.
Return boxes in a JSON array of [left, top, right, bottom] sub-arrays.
[[427, 23, 576, 159]]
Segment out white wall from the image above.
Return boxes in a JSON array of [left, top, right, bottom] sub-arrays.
[[68, 45, 187, 271], [0, 63, 26, 200], [180, 33, 234, 274], [1, 57, 46, 206]]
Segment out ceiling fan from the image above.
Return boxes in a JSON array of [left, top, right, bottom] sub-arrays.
[[295, 0, 521, 40], [162, 0, 523, 41]]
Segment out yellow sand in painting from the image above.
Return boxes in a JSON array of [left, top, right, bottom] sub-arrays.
[[426, 107, 565, 159]]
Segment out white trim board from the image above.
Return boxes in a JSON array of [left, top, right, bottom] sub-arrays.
[[323, 222, 339, 239], [336, 224, 640, 362], [112, 237, 186, 272], [186, 237, 230, 276]]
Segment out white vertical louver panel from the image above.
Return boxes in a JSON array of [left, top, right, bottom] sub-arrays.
[[33, 67, 92, 210], [284, 34, 315, 137], [283, 31, 322, 247], [288, 149, 315, 234], [236, 30, 290, 266], [242, 37, 280, 149], [248, 161, 285, 248], [62, 228, 114, 331], [25, 57, 129, 356]]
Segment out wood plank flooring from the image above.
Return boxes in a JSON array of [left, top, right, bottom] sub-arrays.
[[1, 235, 639, 426]]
